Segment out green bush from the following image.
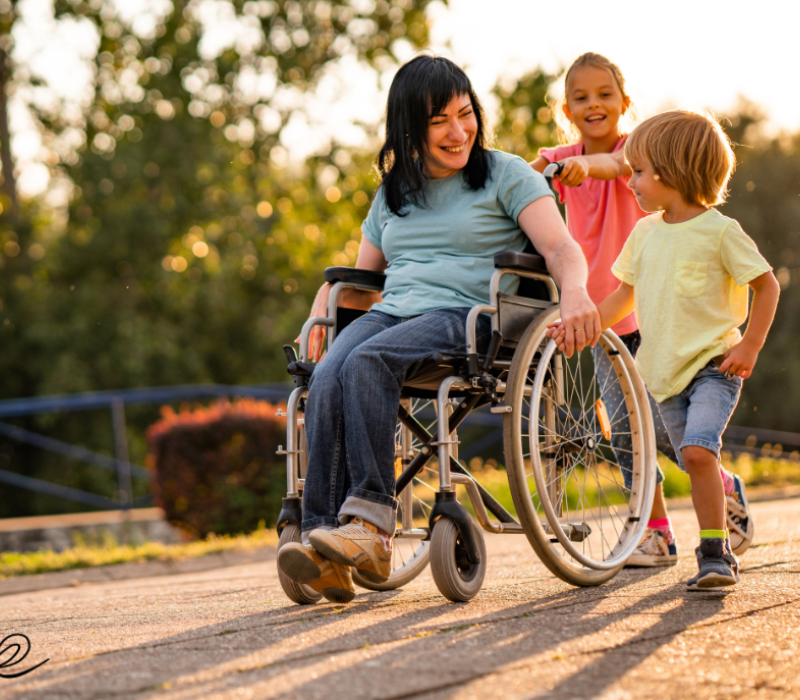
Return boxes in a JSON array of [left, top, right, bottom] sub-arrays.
[[147, 399, 287, 537]]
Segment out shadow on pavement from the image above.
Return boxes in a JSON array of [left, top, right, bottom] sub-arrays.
[[4, 567, 727, 700]]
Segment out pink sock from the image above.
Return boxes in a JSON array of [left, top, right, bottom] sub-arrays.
[[648, 517, 675, 544], [720, 467, 735, 495], [648, 517, 671, 531]]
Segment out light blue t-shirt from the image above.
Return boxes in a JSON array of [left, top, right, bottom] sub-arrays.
[[362, 150, 553, 318]]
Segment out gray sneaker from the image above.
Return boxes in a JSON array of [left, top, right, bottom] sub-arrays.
[[686, 538, 739, 591]]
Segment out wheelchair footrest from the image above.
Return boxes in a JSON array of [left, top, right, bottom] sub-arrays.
[[543, 521, 592, 543], [276, 496, 303, 533]]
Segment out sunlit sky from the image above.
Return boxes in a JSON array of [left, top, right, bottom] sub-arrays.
[[10, 0, 800, 197], [429, 0, 800, 135]]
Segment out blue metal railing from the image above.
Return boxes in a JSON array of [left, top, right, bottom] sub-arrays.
[[0, 383, 293, 511], [0, 382, 797, 514]]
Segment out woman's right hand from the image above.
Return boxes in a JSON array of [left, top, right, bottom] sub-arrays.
[[305, 282, 332, 362]]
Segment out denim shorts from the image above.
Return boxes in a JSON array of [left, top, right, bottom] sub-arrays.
[[658, 361, 742, 470]]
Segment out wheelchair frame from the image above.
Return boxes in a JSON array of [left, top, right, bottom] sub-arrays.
[[278, 251, 656, 602]]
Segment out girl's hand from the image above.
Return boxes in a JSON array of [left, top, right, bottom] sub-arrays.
[[556, 156, 591, 187], [718, 340, 760, 379]]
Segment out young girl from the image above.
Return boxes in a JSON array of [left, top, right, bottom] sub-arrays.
[[548, 109, 779, 589], [531, 53, 753, 564]]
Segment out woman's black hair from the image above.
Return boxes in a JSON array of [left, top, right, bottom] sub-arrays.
[[377, 54, 492, 217]]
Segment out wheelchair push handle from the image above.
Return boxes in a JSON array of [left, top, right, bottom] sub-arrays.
[[542, 161, 564, 184], [542, 160, 581, 189]]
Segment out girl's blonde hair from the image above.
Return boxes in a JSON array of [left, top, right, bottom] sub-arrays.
[[550, 53, 637, 145], [624, 110, 736, 207]]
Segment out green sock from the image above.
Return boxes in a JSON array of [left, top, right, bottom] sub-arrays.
[[699, 529, 728, 539]]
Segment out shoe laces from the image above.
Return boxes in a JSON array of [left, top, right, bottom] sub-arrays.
[[337, 518, 392, 552], [335, 519, 373, 540], [726, 494, 748, 520], [636, 529, 665, 555]]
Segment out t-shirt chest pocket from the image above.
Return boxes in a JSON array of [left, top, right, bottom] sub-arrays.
[[674, 261, 708, 298]]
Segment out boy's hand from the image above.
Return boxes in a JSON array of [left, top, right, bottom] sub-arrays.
[[546, 321, 568, 353], [718, 340, 759, 379], [556, 157, 590, 187]]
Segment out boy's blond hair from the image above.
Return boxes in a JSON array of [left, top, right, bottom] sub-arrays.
[[624, 110, 735, 207]]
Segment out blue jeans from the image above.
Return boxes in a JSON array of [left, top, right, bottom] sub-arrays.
[[301, 308, 491, 538], [593, 332, 677, 491], [658, 362, 742, 469]]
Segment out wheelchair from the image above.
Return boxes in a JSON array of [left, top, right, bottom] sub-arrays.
[[276, 249, 657, 604]]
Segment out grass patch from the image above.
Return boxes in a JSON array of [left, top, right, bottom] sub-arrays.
[[456, 453, 800, 511], [0, 526, 277, 580]]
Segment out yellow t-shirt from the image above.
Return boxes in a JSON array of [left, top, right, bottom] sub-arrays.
[[611, 208, 772, 402]]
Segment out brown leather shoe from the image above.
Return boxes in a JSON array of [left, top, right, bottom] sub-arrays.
[[309, 518, 392, 584], [278, 542, 355, 604]]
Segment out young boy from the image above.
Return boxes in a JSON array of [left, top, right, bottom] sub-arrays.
[[548, 109, 780, 590]]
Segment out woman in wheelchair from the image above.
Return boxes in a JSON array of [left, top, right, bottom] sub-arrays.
[[277, 54, 601, 604]]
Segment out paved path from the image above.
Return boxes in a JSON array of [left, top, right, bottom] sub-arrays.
[[2, 497, 799, 700]]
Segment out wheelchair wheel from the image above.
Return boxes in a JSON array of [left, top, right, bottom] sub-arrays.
[[277, 524, 322, 605], [504, 306, 656, 587], [353, 398, 434, 590], [430, 516, 487, 602], [353, 397, 433, 591]]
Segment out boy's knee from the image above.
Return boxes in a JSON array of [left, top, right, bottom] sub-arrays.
[[681, 445, 717, 472]]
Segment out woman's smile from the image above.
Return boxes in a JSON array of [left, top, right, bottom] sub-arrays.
[[423, 95, 477, 179]]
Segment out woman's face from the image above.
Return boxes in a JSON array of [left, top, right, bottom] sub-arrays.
[[422, 94, 478, 179]]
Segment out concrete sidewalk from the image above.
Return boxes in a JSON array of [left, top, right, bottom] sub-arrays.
[[2, 497, 799, 700]]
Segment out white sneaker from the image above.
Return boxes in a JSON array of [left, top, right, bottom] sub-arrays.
[[625, 528, 678, 567], [727, 473, 754, 556]]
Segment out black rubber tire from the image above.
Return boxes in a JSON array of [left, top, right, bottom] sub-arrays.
[[430, 516, 487, 602], [277, 524, 322, 605]]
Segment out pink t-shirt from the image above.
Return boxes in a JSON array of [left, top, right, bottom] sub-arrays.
[[539, 137, 643, 336]]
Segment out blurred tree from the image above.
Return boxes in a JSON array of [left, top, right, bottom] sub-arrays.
[[0, 0, 18, 216], [0, 0, 434, 517], [490, 69, 557, 162], [720, 102, 800, 433]]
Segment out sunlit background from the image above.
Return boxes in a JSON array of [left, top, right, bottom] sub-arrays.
[[11, 0, 800, 197], [1, 0, 798, 522]]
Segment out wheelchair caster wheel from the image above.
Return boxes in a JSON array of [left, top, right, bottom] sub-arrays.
[[277, 524, 322, 605], [430, 516, 486, 602]]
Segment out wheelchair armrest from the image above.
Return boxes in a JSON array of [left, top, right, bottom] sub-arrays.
[[493, 251, 549, 274], [324, 267, 386, 290]]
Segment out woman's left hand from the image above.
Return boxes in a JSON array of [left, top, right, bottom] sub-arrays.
[[558, 286, 602, 356]]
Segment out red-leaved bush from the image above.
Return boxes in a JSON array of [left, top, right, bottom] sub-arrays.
[[147, 399, 287, 537]]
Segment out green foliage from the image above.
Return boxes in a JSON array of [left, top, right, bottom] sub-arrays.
[[0, 2, 799, 525], [147, 398, 287, 536], [0, 0, 432, 518], [0, 525, 277, 579], [719, 105, 800, 432], [490, 69, 557, 162]]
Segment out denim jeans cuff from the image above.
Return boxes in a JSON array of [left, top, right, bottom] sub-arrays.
[[301, 517, 339, 544], [678, 439, 720, 462], [655, 463, 665, 483], [339, 492, 397, 536]]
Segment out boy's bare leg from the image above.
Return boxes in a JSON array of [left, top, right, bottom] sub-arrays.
[[682, 445, 726, 530]]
